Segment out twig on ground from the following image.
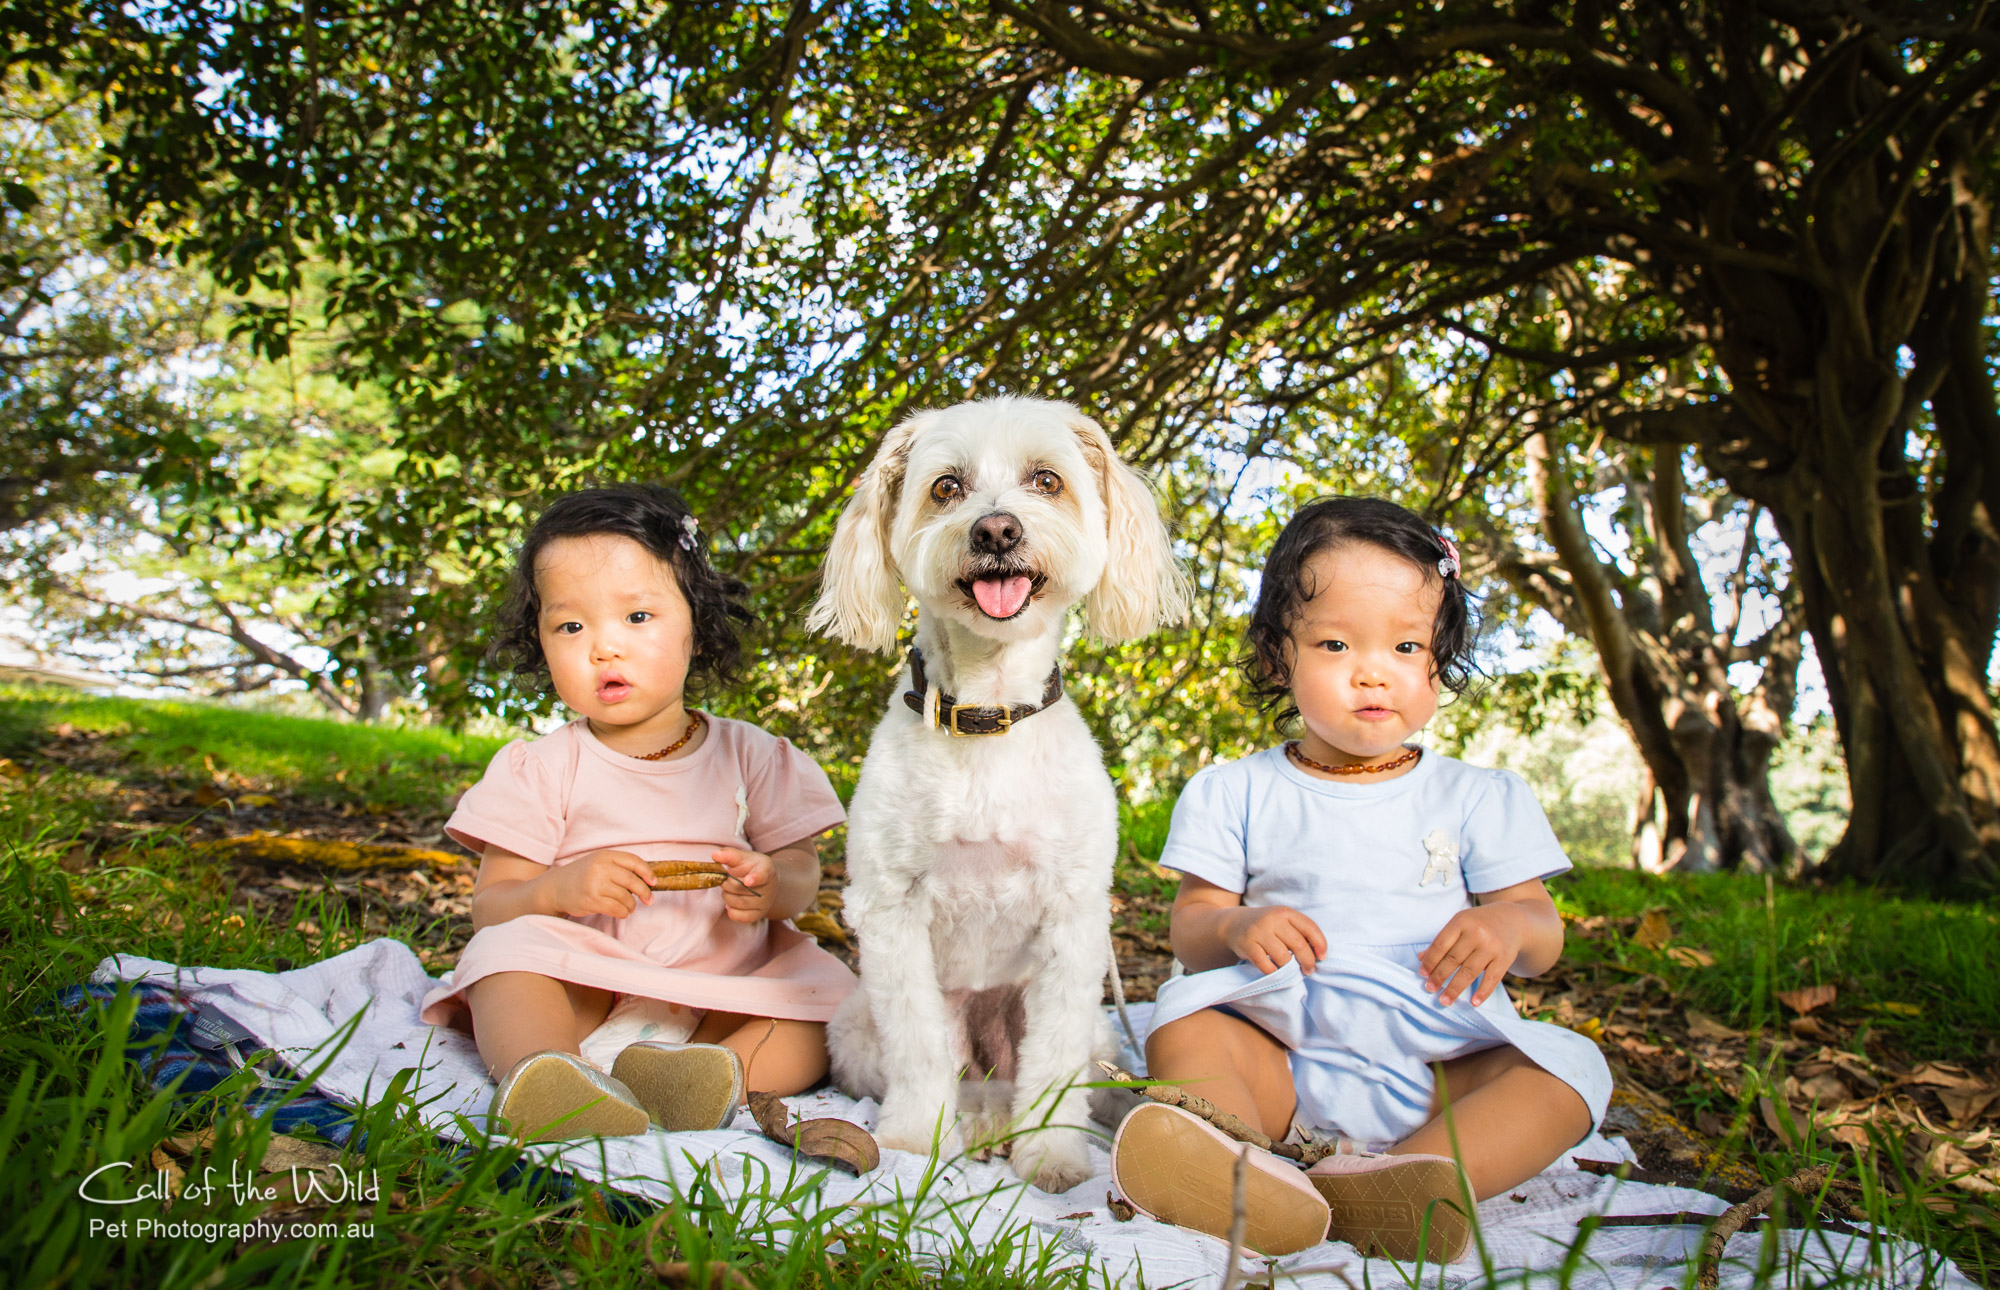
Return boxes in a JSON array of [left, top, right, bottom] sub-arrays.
[[1588, 1210, 1865, 1236], [1095, 1060, 1335, 1165], [1573, 1156, 1760, 1202], [1696, 1164, 1831, 1290], [1219, 1145, 1250, 1290], [1107, 930, 1141, 1055]]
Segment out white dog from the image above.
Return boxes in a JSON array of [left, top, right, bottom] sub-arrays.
[[807, 396, 1186, 1192]]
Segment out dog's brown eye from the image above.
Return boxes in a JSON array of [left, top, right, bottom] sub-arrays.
[[930, 475, 963, 503], [1032, 469, 1062, 496]]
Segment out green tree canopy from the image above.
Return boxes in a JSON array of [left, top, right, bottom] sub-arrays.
[[20, 1, 1999, 885]]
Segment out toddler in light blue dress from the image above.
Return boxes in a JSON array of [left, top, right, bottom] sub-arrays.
[[1109, 497, 1612, 1264]]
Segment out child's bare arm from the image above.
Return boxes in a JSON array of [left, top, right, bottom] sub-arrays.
[[469, 846, 655, 931], [1418, 877, 1566, 1006], [1170, 873, 1328, 975]]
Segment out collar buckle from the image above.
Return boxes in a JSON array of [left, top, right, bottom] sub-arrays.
[[945, 702, 1011, 737]]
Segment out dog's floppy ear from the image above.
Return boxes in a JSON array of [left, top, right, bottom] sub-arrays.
[[1071, 411, 1191, 642], [806, 413, 924, 653]]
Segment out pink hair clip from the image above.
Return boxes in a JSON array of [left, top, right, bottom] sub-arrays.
[[679, 513, 700, 552], [1437, 532, 1460, 580]]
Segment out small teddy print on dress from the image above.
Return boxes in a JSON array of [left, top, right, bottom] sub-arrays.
[[1419, 829, 1458, 887]]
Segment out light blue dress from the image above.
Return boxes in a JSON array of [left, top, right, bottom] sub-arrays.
[[1148, 745, 1612, 1149]]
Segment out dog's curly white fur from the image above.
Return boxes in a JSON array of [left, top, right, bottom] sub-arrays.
[[809, 397, 1187, 1193]]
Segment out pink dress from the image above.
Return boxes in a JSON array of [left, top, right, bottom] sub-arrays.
[[418, 715, 854, 1030]]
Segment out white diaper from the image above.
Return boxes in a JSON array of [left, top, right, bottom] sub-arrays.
[[578, 994, 703, 1071]]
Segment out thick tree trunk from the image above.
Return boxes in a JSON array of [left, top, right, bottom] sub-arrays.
[[1694, 161, 2000, 889], [1510, 434, 1799, 874], [1770, 493, 2000, 887]]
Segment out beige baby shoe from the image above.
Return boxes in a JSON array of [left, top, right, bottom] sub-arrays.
[[610, 1041, 744, 1132], [1110, 1102, 1330, 1255], [1305, 1150, 1474, 1263], [490, 1050, 652, 1142]]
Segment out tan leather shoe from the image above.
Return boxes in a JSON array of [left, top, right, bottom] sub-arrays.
[[611, 1041, 744, 1132], [491, 1050, 651, 1142], [1111, 1102, 1330, 1256], [1306, 1150, 1474, 1263]]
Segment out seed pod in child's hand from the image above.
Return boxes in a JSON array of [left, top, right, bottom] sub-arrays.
[[747, 1090, 881, 1176], [648, 860, 728, 890]]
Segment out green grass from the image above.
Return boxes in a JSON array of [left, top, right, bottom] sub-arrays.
[[0, 683, 508, 813], [0, 688, 1107, 1289], [2, 688, 1996, 1287], [1550, 867, 2000, 1059], [3, 989, 1107, 1290]]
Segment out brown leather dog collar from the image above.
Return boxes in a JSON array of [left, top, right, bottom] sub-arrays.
[[901, 645, 1064, 736]]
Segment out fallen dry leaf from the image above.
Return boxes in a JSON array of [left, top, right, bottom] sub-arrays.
[[1926, 1140, 1992, 1191], [1776, 984, 1837, 1015], [1632, 909, 1673, 950], [202, 835, 463, 872], [238, 793, 279, 808], [1687, 1012, 1743, 1042], [1795, 1072, 1851, 1105], [1864, 1001, 1925, 1017], [746, 1091, 879, 1176], [159, 1128, 217, 1158], [1760, 1096, 1803, 1147], [1938, 1086, 2000, 1126], [259, 1135, 343, 1172], [1829, 1052, 1882, 1089], [149, 1146, 187, 1194], [791, 909, 848, 947], [1664, 946, 1716, 968], [1906, 1062, 1981, 1090]]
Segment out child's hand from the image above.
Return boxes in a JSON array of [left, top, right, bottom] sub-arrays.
[[713, 847, 777, 924], [545, 849, 655, 920], [1419, 905, 1526, 1006], [1225, 906, 1327, 976]]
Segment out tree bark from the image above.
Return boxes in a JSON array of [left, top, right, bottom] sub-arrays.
[[1677, 104, 2000, 888], [1503, 433, 1800, 874]]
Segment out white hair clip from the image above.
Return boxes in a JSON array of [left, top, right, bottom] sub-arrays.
[[679, 513, 700, 552], [1437, 532, 1460, 580]]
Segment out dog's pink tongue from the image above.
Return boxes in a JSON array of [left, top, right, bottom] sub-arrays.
[[973, 575, 1032, 619]]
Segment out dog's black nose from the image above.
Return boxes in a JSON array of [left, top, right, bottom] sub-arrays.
[[971, 511, 1022, 554]]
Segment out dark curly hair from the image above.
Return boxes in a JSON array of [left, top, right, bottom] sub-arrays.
[[495, 484, 753, 696], [1244, 496, 1478, 726]]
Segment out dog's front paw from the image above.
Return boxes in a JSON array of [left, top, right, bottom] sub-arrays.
[[875, 1097, 963, 1160], [1011, 1128, 1094, 1194]]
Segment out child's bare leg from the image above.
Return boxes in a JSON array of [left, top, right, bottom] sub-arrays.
[[1394, 1044, 1590, 1198], [691, 1010, 829, 1098], [1143, 1008, 1297, 1140], [468, 972, 616, 1079]]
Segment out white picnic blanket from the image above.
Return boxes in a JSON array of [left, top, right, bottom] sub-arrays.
[[93, 940, 1972, 1289]]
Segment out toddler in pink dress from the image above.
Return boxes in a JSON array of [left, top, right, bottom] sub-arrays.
[[420, 484, 855, 1141]]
